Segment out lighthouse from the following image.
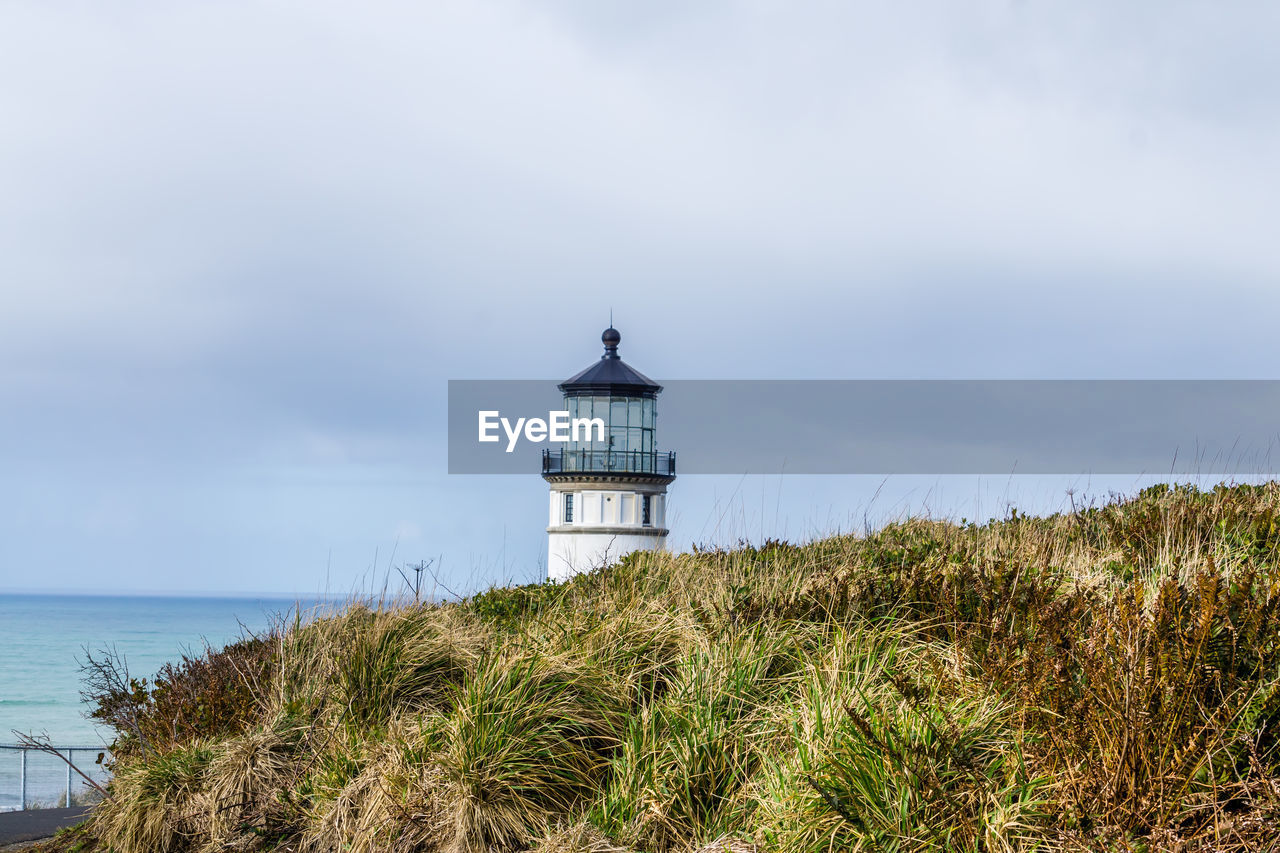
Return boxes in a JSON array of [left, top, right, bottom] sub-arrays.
[[542, 327, 676, 581]]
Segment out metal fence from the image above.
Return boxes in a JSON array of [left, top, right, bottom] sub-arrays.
[[542, 448, 676, 476], [0, 745, 112, 812]]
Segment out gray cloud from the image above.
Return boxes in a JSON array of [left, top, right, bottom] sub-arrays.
[[1, 1, 1278, 593]]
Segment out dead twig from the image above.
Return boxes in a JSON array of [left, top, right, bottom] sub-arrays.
[[11, 730, 114, 803]]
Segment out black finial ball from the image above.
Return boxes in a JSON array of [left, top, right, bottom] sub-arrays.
[[602, 327, 621, 348]]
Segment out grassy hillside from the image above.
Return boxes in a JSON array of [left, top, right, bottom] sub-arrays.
[[43, 483, 1280, 852]]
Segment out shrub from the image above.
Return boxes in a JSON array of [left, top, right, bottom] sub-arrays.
[[84, 633, 277, 757]]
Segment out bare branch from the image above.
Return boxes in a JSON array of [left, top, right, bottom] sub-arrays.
[[78, 644, 152, 756], [11, 731, 114, 803]]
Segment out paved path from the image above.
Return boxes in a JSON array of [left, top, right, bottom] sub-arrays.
[[0, 807, 90, 846]]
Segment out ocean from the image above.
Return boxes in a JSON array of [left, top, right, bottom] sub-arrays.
[[0, 594, 305, 744], [0, 594, 305, 809]]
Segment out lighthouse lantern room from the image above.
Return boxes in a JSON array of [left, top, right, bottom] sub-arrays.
[[542, 327, 676, 580]]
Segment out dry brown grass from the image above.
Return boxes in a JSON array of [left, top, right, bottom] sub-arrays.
[[91, 742, 211, 853], [60, 483, 1280, 852], [300, 713, 453, 853]]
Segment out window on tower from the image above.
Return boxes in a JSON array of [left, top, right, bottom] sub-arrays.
[[565, 493, 574, 524], [642, 494, 652, 526]]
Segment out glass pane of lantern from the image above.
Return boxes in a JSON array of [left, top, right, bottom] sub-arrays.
[[642, 398, 654, 429], [643, 429, 653, 452], [629, 398, 642, 427], [569, 398, 582, 450], [611, 398, 626, 429]]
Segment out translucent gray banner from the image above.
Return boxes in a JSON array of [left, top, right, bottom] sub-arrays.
[[447, 380, 1280, 475]]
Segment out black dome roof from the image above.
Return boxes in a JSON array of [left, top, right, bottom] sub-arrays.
[[558, 328, 662, 397]]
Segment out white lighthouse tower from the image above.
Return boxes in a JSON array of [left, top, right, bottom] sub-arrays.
[[542, 327, 676, 581]]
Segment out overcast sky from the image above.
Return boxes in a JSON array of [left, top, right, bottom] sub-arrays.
[[2, 1, 1278, 595]]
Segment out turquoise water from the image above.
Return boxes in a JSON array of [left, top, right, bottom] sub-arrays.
[[0, 594, 314, 810], [0, 594, 305, 747]]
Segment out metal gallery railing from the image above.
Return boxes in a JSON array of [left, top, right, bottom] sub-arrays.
[[542, 448, 676, 476], [0, 744, 111, 812]]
